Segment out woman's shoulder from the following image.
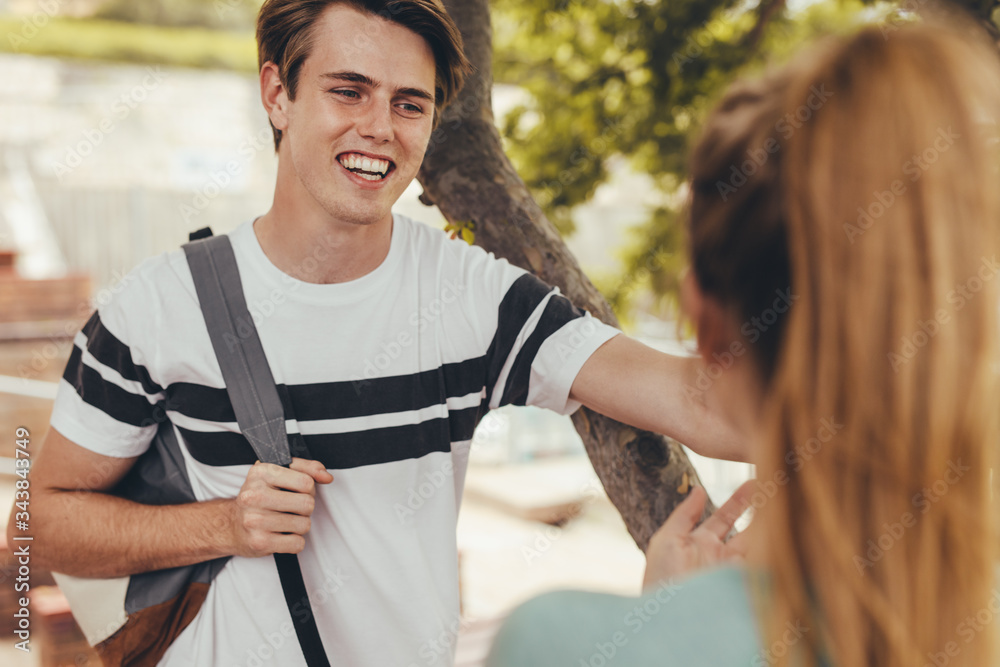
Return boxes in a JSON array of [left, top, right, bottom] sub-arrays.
[[486, 566, 763, 667]]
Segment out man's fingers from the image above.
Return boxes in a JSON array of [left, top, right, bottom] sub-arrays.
[[663, 485, 708, 535], [290, 457, 334, 485], [252, 461, 318, 494], [722, 528, 750, 560], [700, 480, 755, 540], [249, 461, 307, 492], [244, 486, 316, 516], [272, 533, 306, 555], [235, 461, 330, 558], [244, 510, 311, 536]]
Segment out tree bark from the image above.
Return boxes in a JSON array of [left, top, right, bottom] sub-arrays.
[[417, 0, 710, 550]]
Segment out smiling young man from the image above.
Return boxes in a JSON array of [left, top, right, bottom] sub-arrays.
[[15, 1, 742, 666]]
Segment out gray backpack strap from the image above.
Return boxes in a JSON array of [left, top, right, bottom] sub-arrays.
[[182, 233, 331, 667], [182, 235, 290, 466]]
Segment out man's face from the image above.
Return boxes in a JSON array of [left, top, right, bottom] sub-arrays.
[[275, 4, 437, 227]]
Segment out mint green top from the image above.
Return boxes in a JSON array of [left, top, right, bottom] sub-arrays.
[[485, 566, 767, 667]]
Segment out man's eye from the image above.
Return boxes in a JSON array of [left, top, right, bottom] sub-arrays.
[[333, 89, 360, 99], [398, 103, 423, 114]]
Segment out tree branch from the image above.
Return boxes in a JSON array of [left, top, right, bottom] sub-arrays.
[[741, 0, 786, 53], [418, 0, 711, 550]]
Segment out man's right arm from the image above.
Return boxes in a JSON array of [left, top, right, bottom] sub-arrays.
[[9, 427, 332, 579]]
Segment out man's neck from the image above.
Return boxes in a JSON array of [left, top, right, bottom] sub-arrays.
[[253, 209, 393, 285]]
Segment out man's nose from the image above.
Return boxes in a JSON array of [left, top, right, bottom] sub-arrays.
[[357, 99, 394, 144]]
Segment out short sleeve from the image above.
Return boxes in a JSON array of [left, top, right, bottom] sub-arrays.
[[485, 272, 620, 415], [51, 305, 166, 459]]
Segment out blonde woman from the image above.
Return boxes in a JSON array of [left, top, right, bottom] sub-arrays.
[[487, 19, 1000, 667]]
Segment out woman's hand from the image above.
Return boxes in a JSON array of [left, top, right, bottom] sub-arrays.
[[642, 480, 755, 591]]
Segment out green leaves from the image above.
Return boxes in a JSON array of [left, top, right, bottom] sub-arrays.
[[444, 220, 476, 245], [491, 0, 879, 318], [491, 0, 760, 314]]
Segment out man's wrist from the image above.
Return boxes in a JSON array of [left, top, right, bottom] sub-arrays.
[[196, 498, 240, 559]]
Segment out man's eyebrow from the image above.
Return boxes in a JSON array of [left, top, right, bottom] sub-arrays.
[[321, 70, 378, 87], [397, 87, 435, 103], [321, 71, 434, 103]]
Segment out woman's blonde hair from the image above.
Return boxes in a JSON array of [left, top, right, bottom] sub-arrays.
[[689, 20, 1000, 667]]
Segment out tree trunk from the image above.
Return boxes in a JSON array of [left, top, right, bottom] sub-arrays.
[[417, 0, 710, 550]]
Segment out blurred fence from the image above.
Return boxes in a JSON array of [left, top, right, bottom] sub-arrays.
[[37, 181, 262, 292]]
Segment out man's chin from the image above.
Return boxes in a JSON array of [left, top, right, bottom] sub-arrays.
[[324, 202, 393, 228]]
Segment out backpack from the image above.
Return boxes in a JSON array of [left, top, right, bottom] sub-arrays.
[[53, 230, 331, 667]]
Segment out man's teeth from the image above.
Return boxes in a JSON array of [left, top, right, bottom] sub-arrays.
[[339, 153, 390, 177]]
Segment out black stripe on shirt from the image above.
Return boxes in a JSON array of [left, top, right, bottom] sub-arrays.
[[62, 345, 157, 428], [79, 312, 164, 395], [500, 293, 584, 406], [276, 384, 314, 459], [165, 356, 488, 424], [177, 405, 481, 469], [484, 273, 552, 397]]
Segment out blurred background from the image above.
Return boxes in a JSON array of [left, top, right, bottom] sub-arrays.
[[1, 0, 996, 664]]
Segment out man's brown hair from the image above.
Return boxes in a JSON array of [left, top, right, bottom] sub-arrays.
[[256, 0, 470, 150]]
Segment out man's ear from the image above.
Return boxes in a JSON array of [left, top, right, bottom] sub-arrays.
[[260, 61, 290, 134], [681, 270, 738, 364]]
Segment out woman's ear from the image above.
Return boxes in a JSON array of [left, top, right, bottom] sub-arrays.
[[681, 270, 738, 364]]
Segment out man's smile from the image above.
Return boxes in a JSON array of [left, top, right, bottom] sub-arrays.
[[337, 151, 396, 182]]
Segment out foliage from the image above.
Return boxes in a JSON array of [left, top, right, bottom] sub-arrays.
[[5, 0, 998, 322], [491, 0, 903, 319], [444, 220, 476, 244], [0, 16, 257, 71]]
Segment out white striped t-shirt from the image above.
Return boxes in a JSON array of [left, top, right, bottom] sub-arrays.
[[51, 214, 620, 667]]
